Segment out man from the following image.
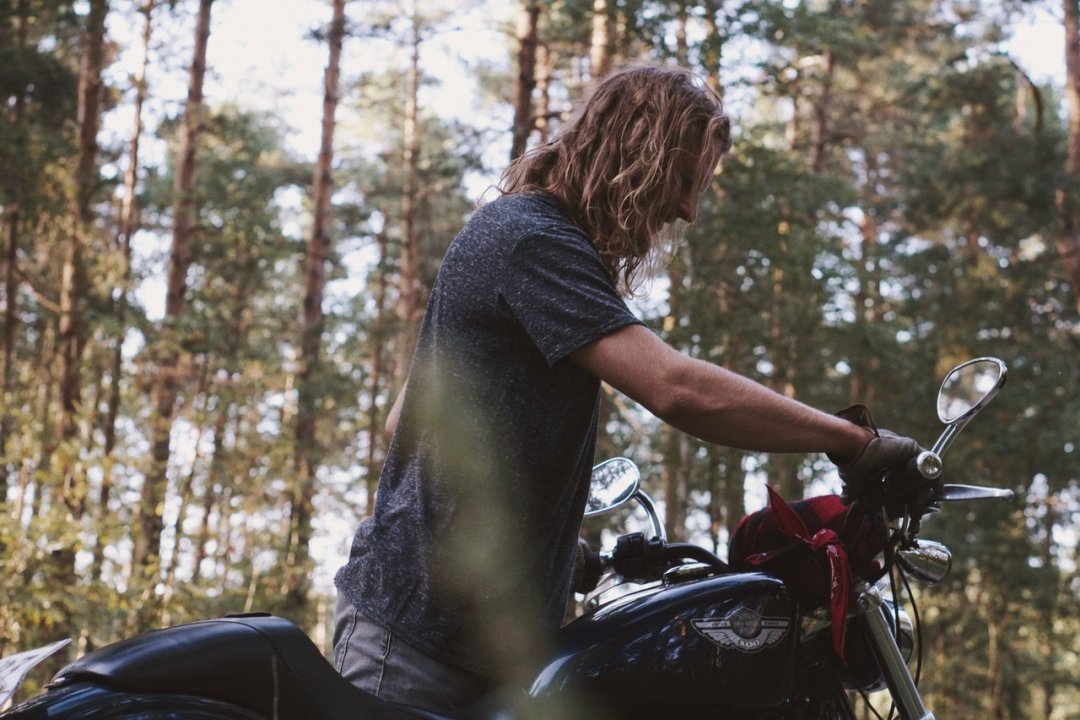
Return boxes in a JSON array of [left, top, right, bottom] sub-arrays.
[[333, 64, 921, 712]]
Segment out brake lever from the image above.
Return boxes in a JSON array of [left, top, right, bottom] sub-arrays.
[[937, 484, 1015, 502]]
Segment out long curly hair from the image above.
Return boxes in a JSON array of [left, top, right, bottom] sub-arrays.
[[499, 64, 732, 295]]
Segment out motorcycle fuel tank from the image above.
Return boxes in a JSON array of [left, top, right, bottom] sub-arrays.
[[530, 571, 799, 718]]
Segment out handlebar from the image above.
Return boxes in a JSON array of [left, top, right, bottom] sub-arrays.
[[872, 449, 1014, 548], [908, 447, 1014, 505], [594, 532, 729, 584]]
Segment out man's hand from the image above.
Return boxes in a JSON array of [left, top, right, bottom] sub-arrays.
[[835, 428, 923, 497], [828, 404, 924, 503]]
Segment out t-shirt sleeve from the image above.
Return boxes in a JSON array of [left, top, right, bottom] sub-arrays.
[[498, 227, 643, 367]]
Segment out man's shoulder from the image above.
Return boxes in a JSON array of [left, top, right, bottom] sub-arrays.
[[443, 191, 597, 282], [476, 191, 582, 236]]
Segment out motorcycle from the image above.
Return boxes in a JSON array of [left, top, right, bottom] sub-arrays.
[[0, 357, 1013, 719]]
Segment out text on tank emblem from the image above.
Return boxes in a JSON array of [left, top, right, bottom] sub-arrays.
[[692, 606, 790, 653]]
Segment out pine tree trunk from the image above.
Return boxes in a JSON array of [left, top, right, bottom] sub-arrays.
[[1038, 494, 1057, 719], [30, 318, 57, 523], [192, 191, 253, 589], [219, 484, 239, 585], [662, 251, 688, 541], [192, 404, 229, 584], [849, 208, 881, 407], [590, 0, 616, 78], [134, 0, 213, 602], [1058, 0, 1080, 314], [396, 4, 423, 389], [0, 206, 16, 503], [58, 0, 108, 517], [46, 0, 109, 658], [715, 281, 747, 542], [285, 0, 346, 617], [0, 4, 30, 506], [662, 429, 688, 542], [366, 228, 390, 512], [986, 613, 1004, 718], [706, 447, 722, 553], [766, 246, 803, 499], [94, 0, 154, 583], [810, 50, 834, 174], [675, 2, 688, 62], [535, 44, 554, 144], [701, 0, 723, 95], [720, 446, 746, 544], [786, 68, 801, 150], [160, 360, 209, 626], [510, 0, 540, 161]]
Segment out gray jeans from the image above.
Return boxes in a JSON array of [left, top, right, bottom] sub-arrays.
[[333, 594, 494, 713]]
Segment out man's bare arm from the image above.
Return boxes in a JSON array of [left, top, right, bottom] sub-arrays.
[[570, 324, 871, 461]]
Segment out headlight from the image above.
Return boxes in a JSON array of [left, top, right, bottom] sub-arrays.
[[896, 539, 953, 585]]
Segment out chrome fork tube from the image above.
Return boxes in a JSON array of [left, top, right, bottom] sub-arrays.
[[853, 582, 935, 720]]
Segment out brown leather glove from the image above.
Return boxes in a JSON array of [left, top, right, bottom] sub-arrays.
[[828, 404, 924, 504]]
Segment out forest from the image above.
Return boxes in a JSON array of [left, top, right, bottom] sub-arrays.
[[0, 0, 1078, 716]]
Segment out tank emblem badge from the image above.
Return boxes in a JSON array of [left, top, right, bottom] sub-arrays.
[[692, 607, 789, 653]]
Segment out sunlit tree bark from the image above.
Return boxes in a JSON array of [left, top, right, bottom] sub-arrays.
[[715, 279, 748, 543], [160, 359, 209, 626], [134, 0, 214, 603], [535, 43, 555, 143], [57, 0, 108, 517], [94, 0, 154, 583], [809, 50, 834, 174], [285, 0, 347, 617], [849, 208, 881, 408], [701, 0, 723, 95], [42, 0, 110, 659], [366, 227, 390, 511], [1058, 0, 1080, 313], [0, 3, 31, 506], [396, 2, 423, 390], [191, 406, 230, 584], [510, 0, 540, 161], [589, 0, 616, 78]]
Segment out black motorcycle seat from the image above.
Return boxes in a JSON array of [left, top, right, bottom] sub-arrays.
[[49, 613, 417, 720]]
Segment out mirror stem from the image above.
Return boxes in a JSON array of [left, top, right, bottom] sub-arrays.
[[633, 490, 667, 542], [930, 418, 968, 459]]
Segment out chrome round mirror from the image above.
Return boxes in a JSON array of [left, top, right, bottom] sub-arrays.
[[937, 358, 1007, 424], [584, 457, 640, 516]]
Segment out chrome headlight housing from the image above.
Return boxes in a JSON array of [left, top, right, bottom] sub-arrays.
[[896, 540, 953, 585]]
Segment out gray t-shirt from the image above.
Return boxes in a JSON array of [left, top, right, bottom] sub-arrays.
[[334, 191, 641, 675]]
